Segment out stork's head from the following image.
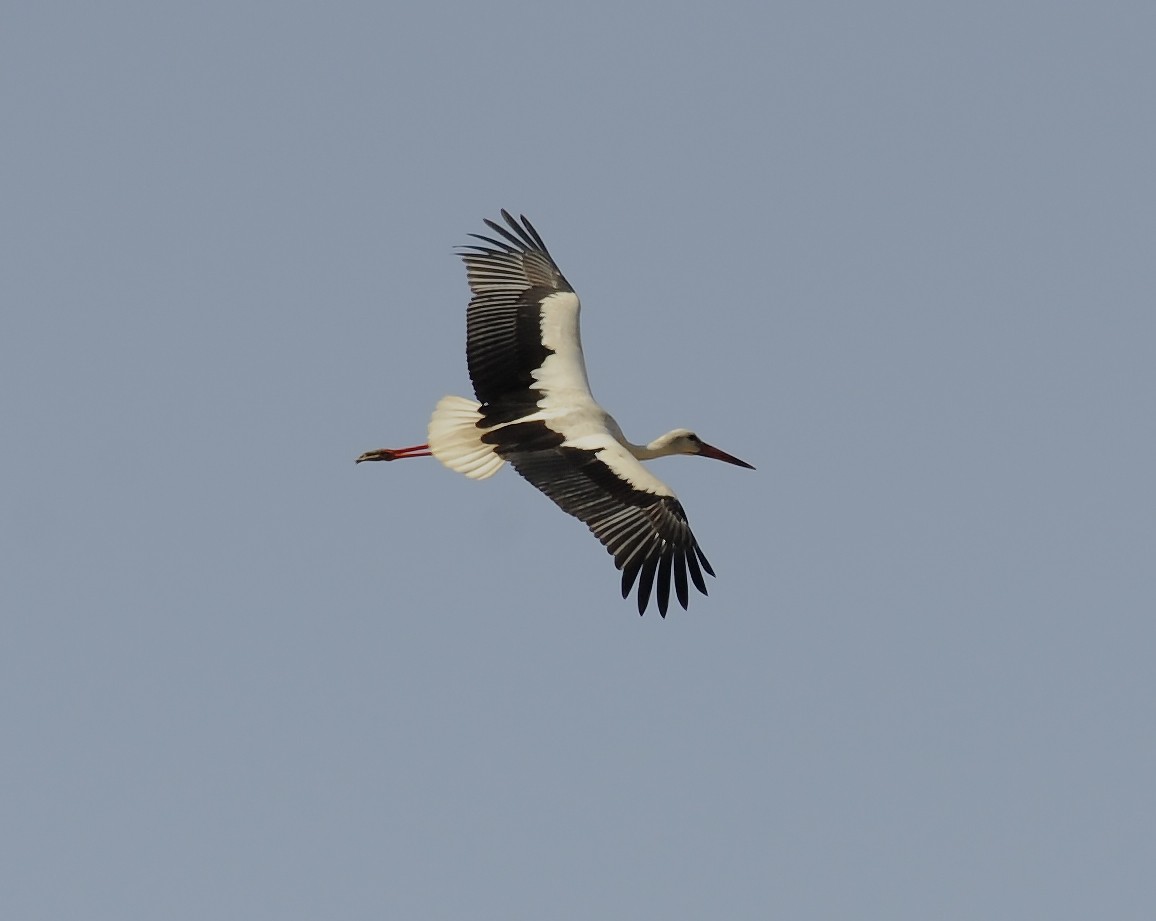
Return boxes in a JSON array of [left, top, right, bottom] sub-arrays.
[[649, 429, 755, 468]]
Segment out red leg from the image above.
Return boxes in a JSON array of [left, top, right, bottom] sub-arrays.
[[356, 443, 432, 463]]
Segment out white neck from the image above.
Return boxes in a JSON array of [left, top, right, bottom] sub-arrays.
[[627, 433, 684, 461]]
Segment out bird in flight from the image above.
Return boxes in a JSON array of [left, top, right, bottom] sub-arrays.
[[358, 211, 753, 616]]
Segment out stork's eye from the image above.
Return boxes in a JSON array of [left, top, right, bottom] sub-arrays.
[[688, 434, 701, 443]]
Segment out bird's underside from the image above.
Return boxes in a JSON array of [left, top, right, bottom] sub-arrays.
[[358, 210, 753, 616]]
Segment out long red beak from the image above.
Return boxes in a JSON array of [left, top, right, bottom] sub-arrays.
[[698, 441, 755, 469]]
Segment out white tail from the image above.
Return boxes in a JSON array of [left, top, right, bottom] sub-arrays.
[[427, 395, 505, 480]]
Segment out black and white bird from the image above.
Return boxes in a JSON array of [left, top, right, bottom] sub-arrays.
[[358, 211, 754, 616]]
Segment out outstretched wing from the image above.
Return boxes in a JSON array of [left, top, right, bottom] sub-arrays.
[[484, 429, 716, 617], [458, 210, 593, 425]]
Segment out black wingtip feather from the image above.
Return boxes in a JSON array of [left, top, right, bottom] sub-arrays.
[[656, 548, 674, 616], [477, 211, 542, 255], [621, 555, 643, 599], [636, 557, 658, 615], [695, 545, 716, 578], [686, 549, 708, 596], [517, 214, 550, 253], [673, 552, 689, 610], [480, 219, 523, 251]]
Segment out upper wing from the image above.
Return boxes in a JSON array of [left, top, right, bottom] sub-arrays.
[[459, 211, 592, 424], [493, 434, 716, 617]]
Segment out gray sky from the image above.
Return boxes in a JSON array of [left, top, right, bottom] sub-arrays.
[[4, 2, 1154, 918]]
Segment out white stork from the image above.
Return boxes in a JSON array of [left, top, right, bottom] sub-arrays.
[[358, 211, 754, 616]]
